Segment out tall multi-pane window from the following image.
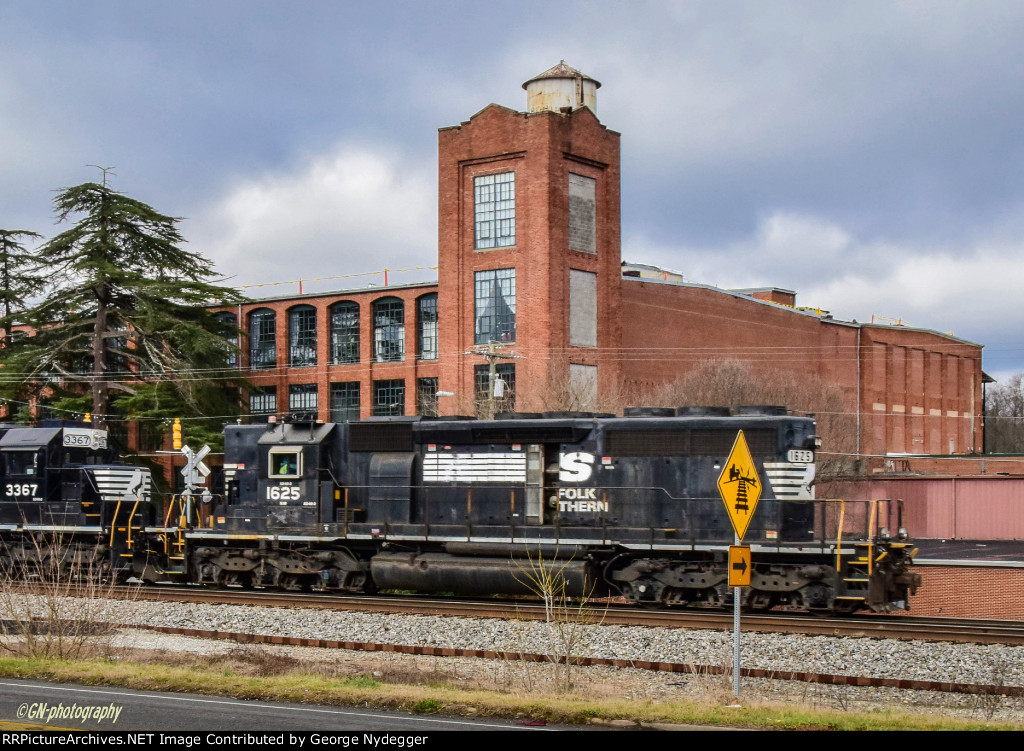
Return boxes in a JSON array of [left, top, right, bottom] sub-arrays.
[[417, 293, 438, 360], [249, 387, 277, 422], [474, 364, 516, 416], [373, 379, 405, 416], [289, 383, 318, 418], [330, 301, 360, 364], [329, 382, 360, 423], [288, 306, 317, 367], [248, 309, 276, 370], [474, 172, 515, 249], [417, 377, 439, 417], [214, 312, 239, 367], [373, 298, 404, 362], [474, 269, 516, 344]]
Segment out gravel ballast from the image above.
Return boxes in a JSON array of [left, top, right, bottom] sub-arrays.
[[9, 594, 1024, 723]]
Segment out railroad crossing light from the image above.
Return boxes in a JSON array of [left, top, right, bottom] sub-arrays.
[[83, 413, 91, 424], [172, 418, 182, 450]]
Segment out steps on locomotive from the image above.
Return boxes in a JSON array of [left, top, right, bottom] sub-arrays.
[[837, 541, 874, 602]]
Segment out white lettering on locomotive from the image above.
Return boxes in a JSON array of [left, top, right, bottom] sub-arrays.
[[62, 428, 107, 450], [557, 487, 597, 500], [267, 485, 301, 501], [5, 483, 38, 498], [558, 451, 595, 482], [558, 500, 609, 513], [557, 487, 606, 513]]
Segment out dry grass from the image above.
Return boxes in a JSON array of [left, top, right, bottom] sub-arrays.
[[0, 534, 142, 660], [2, 642, 1022, 731], [1, 631, 1023, 730]]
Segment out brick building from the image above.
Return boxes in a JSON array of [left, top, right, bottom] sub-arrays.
[[225, 62, 984, 469]]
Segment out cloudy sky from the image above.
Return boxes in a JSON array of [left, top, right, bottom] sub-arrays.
[[4, 1, 1024, 380]]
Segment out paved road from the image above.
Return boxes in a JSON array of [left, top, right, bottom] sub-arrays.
[[0, 679, 572, 732]]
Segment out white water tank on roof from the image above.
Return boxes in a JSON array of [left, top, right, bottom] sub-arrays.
[[522, 61, 600, 114]]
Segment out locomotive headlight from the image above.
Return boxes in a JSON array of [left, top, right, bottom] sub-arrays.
[[898, 527, 908, 541], [879, 527, 891, 541]]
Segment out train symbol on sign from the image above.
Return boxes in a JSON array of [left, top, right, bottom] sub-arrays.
[[716, 431, 763, 541]]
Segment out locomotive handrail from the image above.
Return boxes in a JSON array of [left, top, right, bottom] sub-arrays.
[[127, 498, 141, 550], [109, 497, 123, 548], [866, 500, 878, 575], [332, 483, 889, 554], [835, 499, 845, 572]]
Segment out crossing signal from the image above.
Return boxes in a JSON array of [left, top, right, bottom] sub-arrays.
[[172, 418, 183, 450]]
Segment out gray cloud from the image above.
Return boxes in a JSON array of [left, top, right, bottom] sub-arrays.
[[4, 0, 1024, 380]]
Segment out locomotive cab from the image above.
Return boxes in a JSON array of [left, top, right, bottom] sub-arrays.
[[220, 422, 341, 533]]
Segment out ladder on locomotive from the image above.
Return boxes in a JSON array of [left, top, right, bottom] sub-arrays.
[[109, 496, 146, 560], [161, 495, 189, 575], [834, 500, 877, 607]]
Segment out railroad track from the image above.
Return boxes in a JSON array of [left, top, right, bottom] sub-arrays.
[[23, 582, 1024, 698], [94, 583, 1024, 645]]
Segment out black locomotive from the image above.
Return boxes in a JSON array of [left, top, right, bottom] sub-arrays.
[[0, 421, 155, 580], [0, 410, 922, 614], [177, 407, 919, 614]]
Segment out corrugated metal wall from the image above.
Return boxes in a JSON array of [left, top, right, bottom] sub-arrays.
[[827, 477, 1024, 539]]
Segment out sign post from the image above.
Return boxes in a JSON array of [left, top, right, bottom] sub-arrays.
[[716, 430, 762, 703]]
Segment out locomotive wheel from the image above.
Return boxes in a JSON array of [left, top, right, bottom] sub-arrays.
[[744, 592, 776, 612], [221, 571, 254, 589], [278, 574, 312, 592]]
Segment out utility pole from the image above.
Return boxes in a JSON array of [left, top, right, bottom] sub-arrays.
[[467, 341, 520, 418]]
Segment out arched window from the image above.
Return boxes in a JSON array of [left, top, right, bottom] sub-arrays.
[[288, 305, 317, 367], [248, 309, 276, 369], [214, 311, 238, 367], [330, 301, 360, 364], [372, 298, 404, 363], [417, 293, 438, 360]]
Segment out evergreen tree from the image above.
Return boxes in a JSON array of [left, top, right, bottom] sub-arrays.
[[5, 178, 245, 438], [0, 229, 45, 420], [0, 229, 44, 343]]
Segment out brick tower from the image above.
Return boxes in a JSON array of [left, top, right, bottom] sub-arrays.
[[436, 62, 622, 415]]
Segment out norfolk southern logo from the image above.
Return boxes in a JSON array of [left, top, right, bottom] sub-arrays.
[[557, 452, 608, 513]]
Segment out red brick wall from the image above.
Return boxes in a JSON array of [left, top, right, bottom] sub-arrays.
[[436, 104, 621, 414], [908, 566, 1024, 619], [616, 281, 984, 465], [859, 326, 983, 458], [618, 281, 859, 392], [220, 282, 439, 421]]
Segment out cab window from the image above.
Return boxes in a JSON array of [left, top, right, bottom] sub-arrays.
[[6, 451, 37, 476], [269, 448, 302, 479]]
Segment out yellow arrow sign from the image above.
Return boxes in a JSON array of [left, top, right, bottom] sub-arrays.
[[716, 430, 762, 541], [729, 545, 752, 587]]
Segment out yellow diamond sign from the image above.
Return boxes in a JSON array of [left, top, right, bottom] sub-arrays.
[[717, 430, 762, 541]]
